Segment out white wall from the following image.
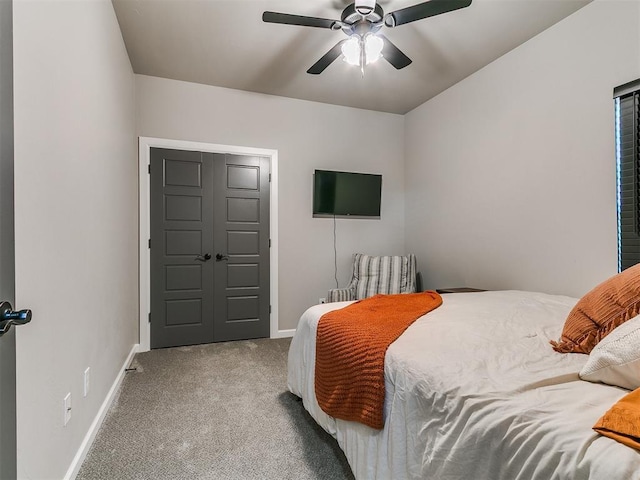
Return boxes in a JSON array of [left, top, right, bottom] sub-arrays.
[[405, 0, 640, 297], [136, 75, 406, 330], [12, 1, 137, 478]]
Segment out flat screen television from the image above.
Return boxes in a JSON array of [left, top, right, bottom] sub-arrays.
[[313, 169, 382, 218]]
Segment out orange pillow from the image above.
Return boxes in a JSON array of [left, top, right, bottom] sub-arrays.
[[593, 387, 640, 451], [551, 264, 640, 354]]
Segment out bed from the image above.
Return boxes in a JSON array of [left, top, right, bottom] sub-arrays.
[[287, 290, 640, 480]]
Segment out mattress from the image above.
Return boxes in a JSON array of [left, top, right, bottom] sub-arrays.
[[287, 290, 640, 480]]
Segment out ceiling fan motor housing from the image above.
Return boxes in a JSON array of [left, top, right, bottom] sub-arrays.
[[342, 3, 384, 25], [355, 0, 376, 15]]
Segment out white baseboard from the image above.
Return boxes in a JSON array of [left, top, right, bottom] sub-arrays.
[[64, 343, 139, 480], [272, 329, 295, 339]]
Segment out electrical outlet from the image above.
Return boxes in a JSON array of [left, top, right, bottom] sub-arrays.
[[319, 297, 326, 304], [63, 393, 72, 426], [83, 367, 90, 397]]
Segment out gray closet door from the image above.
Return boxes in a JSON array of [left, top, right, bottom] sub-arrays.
[[150, 148, 215, 348], [212, 154, 270, 342], [150, 149, 270, 348], [0, 0, 16, 475]]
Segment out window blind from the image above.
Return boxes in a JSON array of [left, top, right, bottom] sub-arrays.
[[617, 84, 640, 271]]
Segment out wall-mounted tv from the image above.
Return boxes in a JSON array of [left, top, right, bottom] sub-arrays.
[[313, 169, 382, 218]]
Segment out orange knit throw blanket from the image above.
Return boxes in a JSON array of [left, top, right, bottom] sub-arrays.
[[315, 291, 443, 429]]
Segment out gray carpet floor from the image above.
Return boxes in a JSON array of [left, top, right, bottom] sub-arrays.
[[76, 338, 354, 480]]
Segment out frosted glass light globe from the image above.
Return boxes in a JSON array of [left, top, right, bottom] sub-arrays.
[[341, 37, 361, 66], [365, 34, 383, 64]]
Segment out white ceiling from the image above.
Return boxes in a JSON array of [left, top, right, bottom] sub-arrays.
[[112, 0, 591, 114]]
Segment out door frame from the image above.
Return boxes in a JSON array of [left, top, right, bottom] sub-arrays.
[[138, 137, 280, 352]]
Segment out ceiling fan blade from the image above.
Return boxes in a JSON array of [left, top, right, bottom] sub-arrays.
[[262, 11, 338, 29], [385, 0, 472, 27], [379, 35, 412, 70], [307, 40, 347, 75]]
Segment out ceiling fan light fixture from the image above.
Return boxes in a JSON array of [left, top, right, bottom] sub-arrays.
[[341, 36, 361, 66], [355, 0, 376, 15], [264, 0, 472, 75], [364, 34, 384, 64]]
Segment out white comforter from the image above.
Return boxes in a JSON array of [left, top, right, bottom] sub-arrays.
[[287, 290, 640, 480]]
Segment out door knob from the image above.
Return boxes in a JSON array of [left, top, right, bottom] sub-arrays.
[[215, 253, 229, 261], [195, 253, 212, 262], [0, 301, 32, 336]]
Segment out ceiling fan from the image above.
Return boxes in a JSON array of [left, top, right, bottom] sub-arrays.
[[262, 0, 472, 75]]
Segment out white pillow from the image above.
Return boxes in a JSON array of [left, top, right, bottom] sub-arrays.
[[579, 314, 640, 390]]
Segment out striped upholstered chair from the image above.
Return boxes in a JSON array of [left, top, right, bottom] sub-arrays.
[[327, 253, 418, 302]]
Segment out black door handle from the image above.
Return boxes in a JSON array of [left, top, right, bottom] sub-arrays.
[[0, 301, 32, 336], [195, 253, 212, 262], [215, 253, 229, 261]]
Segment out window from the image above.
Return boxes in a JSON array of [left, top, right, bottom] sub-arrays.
[[616, 79, 640, 271]]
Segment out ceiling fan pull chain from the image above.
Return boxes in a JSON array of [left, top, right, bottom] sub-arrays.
[[360, 37, 366, 77]]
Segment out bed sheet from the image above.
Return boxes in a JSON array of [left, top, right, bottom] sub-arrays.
[[287, 290, 640, 480]]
